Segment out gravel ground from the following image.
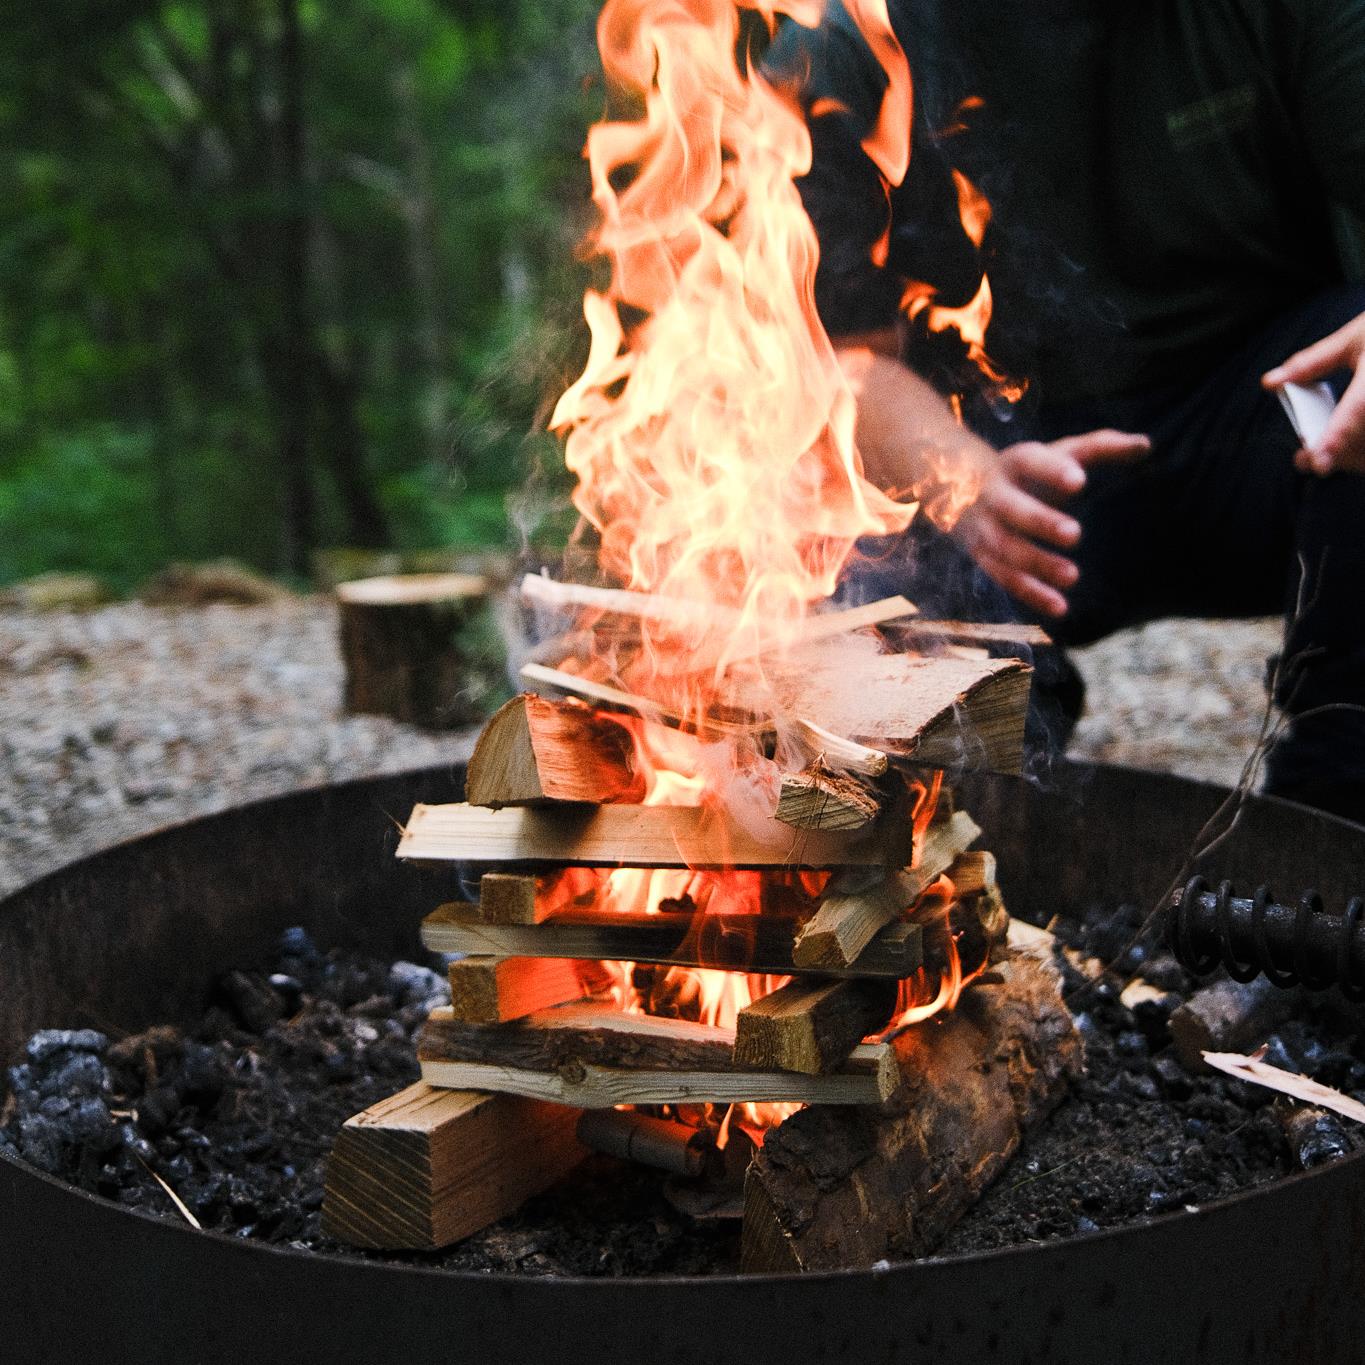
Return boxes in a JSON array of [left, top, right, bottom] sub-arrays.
[[0, 597, 1280, 897], [1068, 616, 1282, 790], [0, 598, 477, 898]]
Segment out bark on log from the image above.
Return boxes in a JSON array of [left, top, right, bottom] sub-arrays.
[[419, 1004, 898, 1107], [733, 978, 899, 1075], [420, 903, 924, 979], [320, 1083, 583, 1250], [741, 950, 1083, 1272], [337, 573, 489, 728], [465, 693, 644, 807]]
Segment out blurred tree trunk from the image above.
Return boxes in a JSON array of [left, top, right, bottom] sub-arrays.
[[273, 0, 316, 574]]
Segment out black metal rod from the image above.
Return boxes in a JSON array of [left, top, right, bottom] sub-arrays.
[[1167, 876, 1365, 999]]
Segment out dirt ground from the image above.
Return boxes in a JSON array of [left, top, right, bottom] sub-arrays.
[[0, 597, 1280, 897]]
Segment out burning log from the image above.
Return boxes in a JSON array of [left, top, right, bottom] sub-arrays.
[[446, 956, 597, 1024], [791, 811, 981, 969], [419, 1003, 898, 1106], [733, 978, 899, 1075], [741, 951, 1083, 1272], [465, 694, 644, 807], [882, 619, 1052, 648], [420, 902, 924, 979], [320, 1082, 584, 1251], [575, 1110, 711, 1178], [1169, 977, 1299, 1073], [775, 761, 884, 832], [477, 873, 547, 925], [336, 573, 490, 729], [397, 801, 892, 871]]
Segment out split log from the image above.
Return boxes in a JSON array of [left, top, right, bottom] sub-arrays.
[[741, 950, 1083, 1272], [476, 873, 545, 925], [775, 762, 884, 832], [420, 902, 924, 979], [465, 694, 644, 808], [733, 978, 899, 1075], [447, 956, 597, 1023], [336, 573, 489, 729], [320, 1082, 583, 1251], [419, 1004, 898, 1106], [757, 646, 1032, 775], [792, 811, 981, 969], [1169, 977, 1299, 1073], [397, 801, 893, 871]]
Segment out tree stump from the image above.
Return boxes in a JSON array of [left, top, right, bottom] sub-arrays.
[[336, 572, 491, 729]]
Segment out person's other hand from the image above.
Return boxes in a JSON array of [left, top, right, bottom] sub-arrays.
[[1263, 312, 1365, 475], [953, 430, 1150, 618]]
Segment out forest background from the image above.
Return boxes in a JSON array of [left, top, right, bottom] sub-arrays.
[[1, 0, 602, 590]]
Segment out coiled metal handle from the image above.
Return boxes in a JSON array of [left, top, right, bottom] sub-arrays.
[[1168, 876, 1365, 1001]]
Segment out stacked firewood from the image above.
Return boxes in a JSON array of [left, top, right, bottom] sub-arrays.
[[321, 588, 1082, 1271]]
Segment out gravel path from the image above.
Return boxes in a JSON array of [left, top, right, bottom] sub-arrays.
[[0, 599, 476, 898], [0, 598, 1281, 897]]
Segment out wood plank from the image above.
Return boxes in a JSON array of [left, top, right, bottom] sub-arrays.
[[733, 978, 899, 1075], [420, 903, 924, 980], [742, 951, 1083, 1272], [420, 1057, 894, 1108], [775, 763, 883, 832], [320, 1082, 584, 1251], [446, 956, 594, 1023], [397, 801, 892, 871], [477, 872, 545, 925], [465, 693, 643, 807], [420, 1003, 898, 1104], [792, 811, 981, 969]]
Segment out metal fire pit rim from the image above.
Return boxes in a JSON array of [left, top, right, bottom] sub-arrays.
[[0, 1132, 1354, 1292], [3, 757, 1364, 1291]]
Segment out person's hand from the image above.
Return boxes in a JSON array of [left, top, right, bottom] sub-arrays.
[[1263, 312, 1365, 475], [953, 430, 1150, 618]]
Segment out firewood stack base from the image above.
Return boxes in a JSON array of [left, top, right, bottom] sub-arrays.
[[323, 603, 1081, 1268]]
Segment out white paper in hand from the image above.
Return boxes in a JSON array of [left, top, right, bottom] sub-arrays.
[[1277, 380, 1337, 450]]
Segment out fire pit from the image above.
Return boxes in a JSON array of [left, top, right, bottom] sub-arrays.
[[2, 759, 1363, 1364]]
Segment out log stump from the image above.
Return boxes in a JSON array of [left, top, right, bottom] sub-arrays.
[[336, 572, 491, 729]]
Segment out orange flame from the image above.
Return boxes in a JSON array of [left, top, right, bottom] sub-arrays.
[[542, 2, 999, 1136]]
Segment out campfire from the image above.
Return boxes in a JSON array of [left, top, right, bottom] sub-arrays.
[[323, 0, 1083, 1270]]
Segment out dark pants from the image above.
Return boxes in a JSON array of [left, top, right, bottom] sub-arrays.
[[846, 287, 1365, 816]]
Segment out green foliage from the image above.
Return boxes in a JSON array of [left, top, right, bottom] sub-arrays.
[[0, 0, 603, 588]]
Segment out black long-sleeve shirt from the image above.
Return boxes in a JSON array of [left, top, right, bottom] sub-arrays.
[[768, 0, 1365, 404]]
